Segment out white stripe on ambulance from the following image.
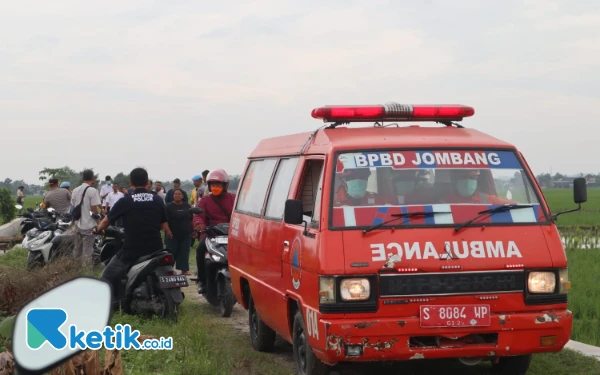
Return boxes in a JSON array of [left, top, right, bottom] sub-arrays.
[[370, 240, 522, 262]]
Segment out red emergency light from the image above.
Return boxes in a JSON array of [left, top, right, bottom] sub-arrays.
[[311, 103, 474, 123]]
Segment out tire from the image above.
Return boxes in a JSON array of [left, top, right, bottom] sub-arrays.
[[218, 277, 235, 318], [492, 355, 532, 375], [152, 277, 178, 322], [248, 295, 276, 352], [292, 311, 328, 375], [26, 251, 44, 271]]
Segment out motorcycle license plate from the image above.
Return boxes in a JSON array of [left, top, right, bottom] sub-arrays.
[[420, 305, 491, 328], [158, 275, 189, 288]]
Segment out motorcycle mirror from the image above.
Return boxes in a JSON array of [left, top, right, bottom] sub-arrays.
[[11, 277, 112, 375], [190, 207, 204, 215], [15, 204, 23, 210], [47, 207, 55, 213]]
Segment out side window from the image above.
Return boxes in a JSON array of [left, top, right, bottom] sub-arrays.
[[235, 158, 277, 215], [297, 160, 325, 227], [265, 157, 300, 220]]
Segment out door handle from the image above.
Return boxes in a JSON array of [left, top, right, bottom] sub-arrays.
[[283, 240, 290, 255]]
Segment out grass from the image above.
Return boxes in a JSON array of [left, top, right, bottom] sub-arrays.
[[542, 188, 600, 227], [566, 248, 600, 347]]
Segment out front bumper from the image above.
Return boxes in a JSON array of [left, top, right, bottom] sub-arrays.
[[316, 309, 572, 363]]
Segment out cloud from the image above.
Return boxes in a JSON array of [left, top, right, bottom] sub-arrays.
[[1, 0, 599, 183]]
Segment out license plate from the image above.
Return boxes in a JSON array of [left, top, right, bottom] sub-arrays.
[[214, 237, 228, 245], [158, 275, 189, 288], [420, 305, 490, 328]]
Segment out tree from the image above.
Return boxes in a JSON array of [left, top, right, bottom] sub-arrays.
[[38, 166, 99, 190], [536, 173, 552, 188], [0, 188, 16, 224], [553, 173, 564, 181], [229, 175, 241, 191], [112, 172, 130, 189]]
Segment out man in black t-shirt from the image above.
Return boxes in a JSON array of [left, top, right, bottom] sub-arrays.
[[94, 167, 173, 306]]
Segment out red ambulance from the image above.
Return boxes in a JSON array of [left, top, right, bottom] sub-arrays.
[[228, 103, 587, 375]]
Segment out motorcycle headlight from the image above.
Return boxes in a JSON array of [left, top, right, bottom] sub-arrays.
[[26, 231, 51, 249], [528, 272, 556, 293]]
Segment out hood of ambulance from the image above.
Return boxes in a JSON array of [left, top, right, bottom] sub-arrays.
[[340, 225, 564, 274]]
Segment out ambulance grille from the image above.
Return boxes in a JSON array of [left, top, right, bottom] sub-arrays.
[[379, 270, 525, 297]]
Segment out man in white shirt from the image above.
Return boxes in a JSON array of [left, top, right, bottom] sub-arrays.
[[103, 183, 124, 216], [100, 175, 113, 205], [71, 170, 102, 263]]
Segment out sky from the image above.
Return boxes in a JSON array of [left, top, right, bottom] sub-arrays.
[[2, 0, 599, 184]]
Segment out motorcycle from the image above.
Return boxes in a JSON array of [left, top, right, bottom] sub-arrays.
[[17, 202, 45, 235], [190, 206, 236, 317], [91, 212, 187, 321], [22, 208, 73, 270]]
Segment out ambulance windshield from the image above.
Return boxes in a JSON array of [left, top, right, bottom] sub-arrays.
[[331, 150, 547, 229]]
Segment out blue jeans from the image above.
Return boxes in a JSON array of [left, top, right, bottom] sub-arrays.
[[165, 236, 191, 272]]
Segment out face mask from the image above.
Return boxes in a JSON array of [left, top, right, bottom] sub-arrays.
[[346, 179, 368, 198], [395, 181, 415, 195], [456, 179, 477, 197], [106, 181, 112, 185], [211, 186, 223, 196]]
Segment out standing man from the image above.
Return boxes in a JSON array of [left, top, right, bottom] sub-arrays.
[[155, 181, 166, 201], [166, 178, 188, 204], [43, 178, 72, 214], [202, 170, 210, 197], [103, 183, 124, 216], [71, 170, 102, 263], [190, 175, 204, 206], [16, 186, 25, 214], [100, 176, 113, 205]]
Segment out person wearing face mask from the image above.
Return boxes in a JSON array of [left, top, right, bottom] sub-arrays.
[[192, 169, 236, 294], [443, 169, 514, 204], [335, 168, 392, 206]]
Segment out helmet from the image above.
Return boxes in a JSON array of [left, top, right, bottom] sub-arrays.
[[206, 169, 230, 191], [60, 182, 70, 188]]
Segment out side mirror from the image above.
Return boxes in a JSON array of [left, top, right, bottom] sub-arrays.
[[552, 177, 587, 221], [15, 204, 23, 210], [190, 207, 204, 215], [284, 199, 304, 225], [11, 277, 112, 374], [574, 177, 587, 204]]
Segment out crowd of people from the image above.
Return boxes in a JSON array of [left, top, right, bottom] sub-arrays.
[[27, 167, 234, 300]]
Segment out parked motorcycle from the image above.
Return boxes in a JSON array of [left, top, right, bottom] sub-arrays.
[[17, 202, 45, 235], [190, 206, 236, 317], [22, 208, 73, 270], [91, 212, 187, 321]]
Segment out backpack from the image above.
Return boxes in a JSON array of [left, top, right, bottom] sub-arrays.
[[72, 186, 90, 221]]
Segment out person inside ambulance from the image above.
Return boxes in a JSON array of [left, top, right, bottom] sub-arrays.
[[392, 169, 434, 205], [335, 168, 392, 206], [442, 169, 515, 204]]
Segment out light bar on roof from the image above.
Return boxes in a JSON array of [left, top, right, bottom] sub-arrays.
[[311, 103, 475, 122]]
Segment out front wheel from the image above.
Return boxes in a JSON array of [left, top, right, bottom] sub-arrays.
[[492, 355, 532, 375], [218, 277, 235, 318], [292, 311, 328, 375], [26, 251, 44, 271]]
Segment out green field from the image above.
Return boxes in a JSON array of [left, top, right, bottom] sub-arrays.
[[542, 188, 600, 227]]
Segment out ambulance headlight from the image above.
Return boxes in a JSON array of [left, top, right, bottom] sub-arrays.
[[528, 272, 556, 293], [340, 278, 370, 301]]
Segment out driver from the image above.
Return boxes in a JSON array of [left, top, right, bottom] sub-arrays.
[[442, 169, 515, 204], [391, 169, 433, 205], [335, 168, 393, 206], [94, 167, 173, 308], [192, 169, 236, 294]]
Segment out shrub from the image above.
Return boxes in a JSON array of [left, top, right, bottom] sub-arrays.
[[0, 188, 16, 224]]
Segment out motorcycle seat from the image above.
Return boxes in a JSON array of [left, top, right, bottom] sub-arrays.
[[134, 250, 169, 264]]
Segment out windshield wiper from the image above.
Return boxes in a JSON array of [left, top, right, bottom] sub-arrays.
[[363, 211, 451, 234], [454, 204, 533, 233]]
